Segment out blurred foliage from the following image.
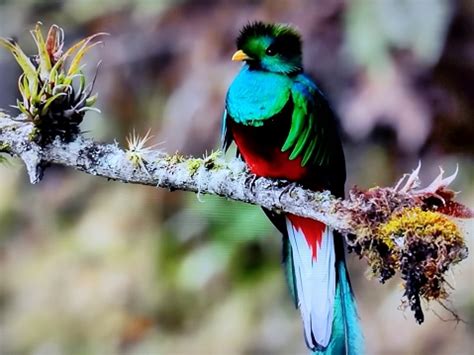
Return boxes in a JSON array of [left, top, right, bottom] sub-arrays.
[[0, 0, 473, 354]]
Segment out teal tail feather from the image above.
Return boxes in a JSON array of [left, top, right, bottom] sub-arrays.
[[282, 230, 364, 355], [312, 261, 364, 355]]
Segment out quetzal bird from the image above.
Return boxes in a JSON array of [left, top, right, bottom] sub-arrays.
[[222, 22, 364, 354]]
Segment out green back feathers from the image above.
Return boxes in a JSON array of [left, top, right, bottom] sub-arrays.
[[283, 76, 331, 167]]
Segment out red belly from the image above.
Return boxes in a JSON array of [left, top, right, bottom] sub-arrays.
[[232, 128, 307, 181]]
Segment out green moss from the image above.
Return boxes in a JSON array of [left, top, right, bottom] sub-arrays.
[[164, 153, 186, 165], [27, 127, 39, 142], [0, 143, 10, 164], [127, 151, 142, 168], [187, 159, 202, 176], [0, 143, 11, 152], [203, 151, 222, 170]]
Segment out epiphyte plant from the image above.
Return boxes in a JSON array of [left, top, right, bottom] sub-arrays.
[[0, 22, 106, 143]]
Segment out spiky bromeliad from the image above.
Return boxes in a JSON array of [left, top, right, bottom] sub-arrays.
[[222, 22, 364, 354]]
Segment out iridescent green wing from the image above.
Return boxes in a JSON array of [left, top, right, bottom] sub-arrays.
[[281, 74, 332, 167]]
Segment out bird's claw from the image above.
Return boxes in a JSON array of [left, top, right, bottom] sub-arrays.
[[279, 182, 298, 203], [245, 173, 259, 193]]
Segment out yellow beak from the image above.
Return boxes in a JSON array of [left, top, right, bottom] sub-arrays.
[[232, 49, 252, 61]]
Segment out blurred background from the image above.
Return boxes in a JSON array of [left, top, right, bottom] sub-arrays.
[[0, 0, 473, 354]]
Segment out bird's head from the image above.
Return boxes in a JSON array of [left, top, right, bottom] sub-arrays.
[[232, 22, 302, 75]]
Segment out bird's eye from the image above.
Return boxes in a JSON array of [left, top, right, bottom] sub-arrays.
[[266, 48, 276, 56]]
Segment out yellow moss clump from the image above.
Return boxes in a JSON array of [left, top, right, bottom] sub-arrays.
[[346, 177, 470, 324], [376, 207, 467, 323], [380, 207, 462, 246]]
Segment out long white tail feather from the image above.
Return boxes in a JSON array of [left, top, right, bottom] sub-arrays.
[[286, 217, 336, 349]]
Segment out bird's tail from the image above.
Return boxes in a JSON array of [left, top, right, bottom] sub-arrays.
[[284, 215, 364, 355], [312, 260, 364, 355]]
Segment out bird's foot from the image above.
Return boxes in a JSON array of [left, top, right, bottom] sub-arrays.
[[245, 173, 259, 194], [279, 182, 298, 203]]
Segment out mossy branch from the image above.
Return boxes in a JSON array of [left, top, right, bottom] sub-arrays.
[[0, 115, 351, 230]]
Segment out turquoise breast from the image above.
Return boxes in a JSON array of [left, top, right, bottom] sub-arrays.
[[226, 66, 292, 125]]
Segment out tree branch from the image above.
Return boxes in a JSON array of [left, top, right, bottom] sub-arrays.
[[0, 114, 352, 233]]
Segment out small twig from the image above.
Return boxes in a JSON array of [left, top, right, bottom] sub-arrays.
[[434, 301, 467, 326]]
